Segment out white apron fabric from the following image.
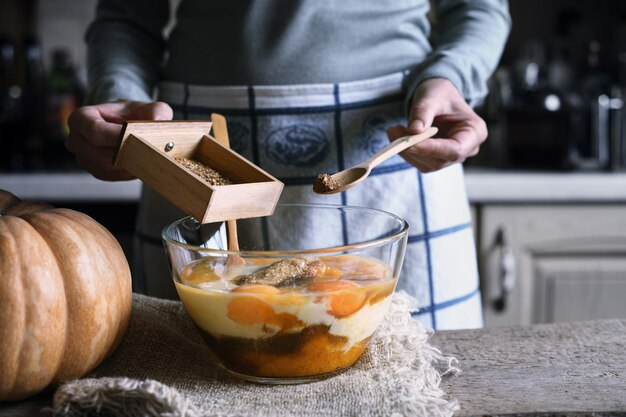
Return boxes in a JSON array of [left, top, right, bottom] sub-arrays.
[[134, 72, 483, 330]]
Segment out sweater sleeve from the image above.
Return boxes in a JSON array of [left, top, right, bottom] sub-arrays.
[[406, 0, 511, 108], [85, 0, 170, 104]]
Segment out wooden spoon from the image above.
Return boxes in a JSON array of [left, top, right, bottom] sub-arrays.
[[211, 113, 246, 266], [312, 127, 438, 194]]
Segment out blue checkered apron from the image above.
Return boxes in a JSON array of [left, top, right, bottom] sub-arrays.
[[134, 72, 483, 330]]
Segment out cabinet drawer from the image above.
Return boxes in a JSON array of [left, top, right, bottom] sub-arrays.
[[478, 205, 626, 327]]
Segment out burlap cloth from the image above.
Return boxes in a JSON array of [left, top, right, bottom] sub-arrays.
[[51, 292, 461, 417]]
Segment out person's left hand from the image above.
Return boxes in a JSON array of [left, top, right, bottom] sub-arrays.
[[387, 77, 487, 173]]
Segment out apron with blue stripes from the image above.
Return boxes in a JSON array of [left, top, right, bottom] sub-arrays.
[[134, 72, 483, 330]]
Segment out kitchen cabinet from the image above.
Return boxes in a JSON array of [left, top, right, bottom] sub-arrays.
[[477, 204, 626, 327]]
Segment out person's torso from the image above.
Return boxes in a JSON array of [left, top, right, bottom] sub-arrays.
[[163, 0, 431, 86]]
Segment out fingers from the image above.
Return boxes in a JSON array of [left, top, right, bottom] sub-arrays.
[[66, 104, 127, 180], [68, 101, 174, 148], [66, 100, 173, 181], [386, 124, 409, 140], [414, 114, 487, 161], [387, 123, 474, 165], [400, 78, 489, 172], [95, 100, 173, 122], [122, 101, 174, 120], [65, 131, 134, 181], [386, 124, 452, 172], [400, 145, 454, 173], [408, 79, 454, 134], [126, 101, 173, 121], [408, 98, 438, 134], [68, 106, 123, 148], [412, 135, 477, 163], [398, 141, 454, 172]]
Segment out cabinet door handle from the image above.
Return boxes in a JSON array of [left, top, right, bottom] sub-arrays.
[[492, 227, 516, 313]]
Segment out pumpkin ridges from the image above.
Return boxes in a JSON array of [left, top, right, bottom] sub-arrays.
[[0, 221, 24, 397], [21, 209, 131, 383], [0, 191, 131, 401], [0, 217, 67, 401], [49, 209, 132, 362]]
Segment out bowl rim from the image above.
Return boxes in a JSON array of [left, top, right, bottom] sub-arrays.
[[161, 203, 409, 256]]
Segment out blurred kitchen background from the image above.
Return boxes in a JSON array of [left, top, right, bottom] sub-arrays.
[[1, 0, 626, 328], [473, 0, 626, 172]]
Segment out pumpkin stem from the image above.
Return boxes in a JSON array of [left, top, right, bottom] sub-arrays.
[[0, 190, 53, 216], [0, 190, 21, 216]]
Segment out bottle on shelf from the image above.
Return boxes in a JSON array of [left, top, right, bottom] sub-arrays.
[[22, 36, 45, 170], [612, 53, 626, 171], [504, 40, 573, 170], [569, 40, 614, 170], [0, 35, 25, 171], [43, 48, 84, 170]]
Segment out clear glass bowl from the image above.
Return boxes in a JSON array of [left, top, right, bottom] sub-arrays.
[[162, 203, 408, 384]]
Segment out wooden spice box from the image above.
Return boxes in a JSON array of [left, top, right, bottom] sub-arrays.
[[113, 120, 284, 223]]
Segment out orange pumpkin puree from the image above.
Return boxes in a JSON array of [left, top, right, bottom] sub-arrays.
[[176, 254, 396, 379]]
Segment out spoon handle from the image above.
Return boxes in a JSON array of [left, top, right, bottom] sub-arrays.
[[211, 113, 240, 252], [365, 127, 438, 169]]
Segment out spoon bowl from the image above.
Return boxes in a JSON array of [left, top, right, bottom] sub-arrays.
[[313, 127, 438, 194], [314, 167, 369, 194]]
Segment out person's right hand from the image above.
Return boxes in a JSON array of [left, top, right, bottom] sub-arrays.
[[66, 100, 173, 181]]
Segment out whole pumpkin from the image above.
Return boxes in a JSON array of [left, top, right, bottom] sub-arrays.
[[0, 190, 132, 401]]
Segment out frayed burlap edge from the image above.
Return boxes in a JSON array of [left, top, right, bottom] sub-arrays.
[[366, 291, 461, 417], [51, 378, 200, 417]]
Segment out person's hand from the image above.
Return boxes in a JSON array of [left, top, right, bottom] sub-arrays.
[[66, 100, 173, 181], [387, 78, 487, 173]]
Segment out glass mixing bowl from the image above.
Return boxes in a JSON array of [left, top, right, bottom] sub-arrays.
[[162, 203, 408, 384]]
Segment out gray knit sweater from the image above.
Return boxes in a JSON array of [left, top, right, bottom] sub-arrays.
[[86, 0, 510, 107]]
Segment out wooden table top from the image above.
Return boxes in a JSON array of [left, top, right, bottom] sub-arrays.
[[432, 319, 626, 416], [2, 319, 625, 417]]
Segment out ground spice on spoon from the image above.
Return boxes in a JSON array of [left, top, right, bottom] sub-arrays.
[[313, 173, 339, 193]]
